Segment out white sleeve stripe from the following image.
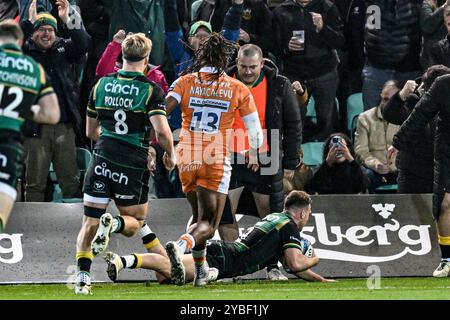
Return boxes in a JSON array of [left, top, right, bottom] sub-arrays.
[[167, 92, 181, 104]]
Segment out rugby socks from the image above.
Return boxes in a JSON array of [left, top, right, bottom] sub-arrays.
[[111, 216, 125, 234], [138, 223, 160, 251], [120, 254, 143, 269], [76, 251, 93, 286], [192, 248, 208, 274], [438, 235, 450, 261], [76, 251, 93, 273], [177, 234, 195, 254]]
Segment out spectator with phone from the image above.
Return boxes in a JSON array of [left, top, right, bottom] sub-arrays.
[[305, 133, 367, 194]]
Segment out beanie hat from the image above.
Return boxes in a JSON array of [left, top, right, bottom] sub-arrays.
[[33, 13, 57, 32]]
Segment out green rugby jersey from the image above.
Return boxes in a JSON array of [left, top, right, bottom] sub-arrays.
[[0, 44, 54, 134], [87, 70, 166, 151], [233, 211, 303, 274]]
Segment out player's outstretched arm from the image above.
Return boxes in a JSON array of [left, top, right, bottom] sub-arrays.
[[296, 269, 337, 283], [33, 93, 60, 124], [284, 247, 319, 274]]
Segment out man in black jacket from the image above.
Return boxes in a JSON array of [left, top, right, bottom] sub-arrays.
[[362, 0, 422, 110], [193, 0, 273, 57], [427, 5, 450, 68], [272, 0, 344, 142], [383, 65, 450, 194], [390, 73, 450, 278], [0, 0, 19, 20], [218, 44, 302, 280], [21, 0, 90, 201]]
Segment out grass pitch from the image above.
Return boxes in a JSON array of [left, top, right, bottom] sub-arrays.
[[0, 278, 449, 300]]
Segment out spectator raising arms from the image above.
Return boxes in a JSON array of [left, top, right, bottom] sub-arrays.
[[0, 20, 60, 232], [21, 0, 90, 202], [96, 29, 169, 94]]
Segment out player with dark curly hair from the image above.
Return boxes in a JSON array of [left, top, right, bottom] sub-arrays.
[[164, 33, 264, 287]]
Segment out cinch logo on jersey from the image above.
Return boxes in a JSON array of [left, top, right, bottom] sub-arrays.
[[104, 81, 140, 96], [94, 162, 128, 185], [300, 203, 432, 263], [0, 54, 34, 73], [103, 81, 140, 108], [0, 233, 23, 264]]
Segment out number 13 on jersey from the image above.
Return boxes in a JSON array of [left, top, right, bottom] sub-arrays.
[[188, 97, 229, 133]]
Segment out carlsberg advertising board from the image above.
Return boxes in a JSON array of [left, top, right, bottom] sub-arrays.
[[0, 194, 439, 282]]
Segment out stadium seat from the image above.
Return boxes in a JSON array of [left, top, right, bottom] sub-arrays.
[[301, 142, 324, 168], [306, 96, 316, 124], [346, 93, 364, 132], [306, 97, 339, 126], [375, 184, 398, 194]]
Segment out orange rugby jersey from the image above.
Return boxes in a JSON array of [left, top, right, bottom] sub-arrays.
[[168, 67, 257, 163]]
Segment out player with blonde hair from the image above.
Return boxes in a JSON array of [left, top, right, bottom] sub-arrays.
[[74, 33, 176, 295]]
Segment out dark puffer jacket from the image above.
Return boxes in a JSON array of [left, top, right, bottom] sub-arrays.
[[382, 91, 435, 191], [272, 0, 344, 80], [200, 0, 273, 56], [364, 0, 422, 72], [428, 35, 450, 68], [227, 60, 302, 212], [393, 74, 450, 219]]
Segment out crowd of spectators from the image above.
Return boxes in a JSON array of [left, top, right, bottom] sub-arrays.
[[2, 0, 449, 201]]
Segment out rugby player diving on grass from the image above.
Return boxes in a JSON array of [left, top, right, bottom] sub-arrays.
[[104, 191, 335, 284]]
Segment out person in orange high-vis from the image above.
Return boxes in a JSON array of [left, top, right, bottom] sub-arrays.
[[218, 44, 303, 281]]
